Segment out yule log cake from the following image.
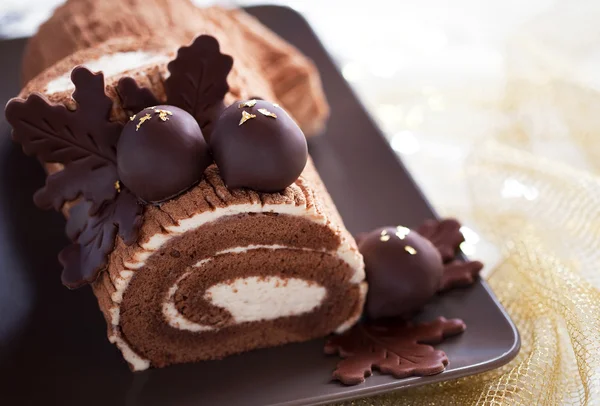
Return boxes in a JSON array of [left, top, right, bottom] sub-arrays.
[[96, 157, 366, 370], [6, 27, 366, 369]]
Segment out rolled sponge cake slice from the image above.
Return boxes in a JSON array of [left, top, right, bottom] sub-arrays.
[[18, 27, 365, 369], [93, 160, 366, 370]]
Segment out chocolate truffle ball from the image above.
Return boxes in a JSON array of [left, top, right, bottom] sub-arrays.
[[117, 105, 212, 203], [210, 99, 308, 192], [359, 226, 444, 319]]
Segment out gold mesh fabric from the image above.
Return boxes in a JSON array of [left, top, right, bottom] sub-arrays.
[[336, 141, 600, 405]]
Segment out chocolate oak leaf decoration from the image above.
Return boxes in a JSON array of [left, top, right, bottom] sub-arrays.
[[165, 35, 233, 137], [60, 189, 143, 289], [440, 259, 483, 292], [325, 317, 465, 385], [415, 218, 483, 290], [117, 76, 160, 115], [417, 218, 464, 262], [6, 66, 145, 288], [5, 66, 122, 215]]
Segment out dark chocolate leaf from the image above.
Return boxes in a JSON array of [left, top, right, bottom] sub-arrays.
[[33, 162, 117, 215], [415, 218, 483, 290], [59, 189, 143, 289], [440, 259, 483, 291], [71, 66, 114, 120], [324, 317, 465, 385], [417, 218, 464, 262], [166, 35, 233, 137], [117, 76, 160, 115], [5, 67, 122, 214]]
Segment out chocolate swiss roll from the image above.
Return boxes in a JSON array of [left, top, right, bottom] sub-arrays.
[[94, 160, 365, 370], [7, 22, 366, 370]]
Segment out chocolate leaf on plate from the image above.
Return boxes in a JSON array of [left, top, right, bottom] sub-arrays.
[[325, 317, 466, 385], [415, 218, 483, 290], [5, 67, 122, 215], [117, 76, 160, 115], [440, 259, 484, 291], [60, 189, 143, 289], [417, 218, 464, 262], [166, 35, 233, 137]]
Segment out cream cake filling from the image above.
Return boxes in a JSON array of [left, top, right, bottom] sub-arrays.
[[45, 51, 169, 94], [107, 202, 365, 371], [208, 277, 326, 322], [108, 333, 150, 371], [162, 245, 328, 332]]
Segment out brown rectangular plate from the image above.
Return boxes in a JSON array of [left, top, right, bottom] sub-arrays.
[[0, 5, 519, 406]]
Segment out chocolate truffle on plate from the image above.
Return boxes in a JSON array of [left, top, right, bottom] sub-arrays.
[[359, 226, 444, 319], [117, 105, 212, 203], [210, 99, 308, 192]]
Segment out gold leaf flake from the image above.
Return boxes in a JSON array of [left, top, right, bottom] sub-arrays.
[[395, 225, 411, 240], [258, 108, 277, 119], [380, 229, 390, 242], [136, 113, 152, 131], [239, 110, 257, 126], [238, 99, 258, 108], [272, 103, 280, 108], [129, 115, 136, 121], [405, 246, 417, 255], [114, 180, 121, 193], [154, 108, 173, 122]]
